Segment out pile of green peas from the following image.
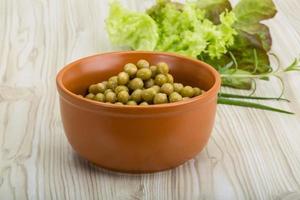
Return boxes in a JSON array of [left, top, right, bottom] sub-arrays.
[[83, 59, 203, 105]]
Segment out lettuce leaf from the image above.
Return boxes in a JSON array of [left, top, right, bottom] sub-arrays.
[[203, 0, 277, 89], [233, 0, 276, 52], [106, 1, 237, 59], [233, 0, 277, 25], [147, 0, 237, 58], [196, 0, 232, 24], [105, 0, 277, 90], [105, 2, 158, 50]]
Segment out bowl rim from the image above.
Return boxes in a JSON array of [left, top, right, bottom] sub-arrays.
[[56, 51, 221, 110]]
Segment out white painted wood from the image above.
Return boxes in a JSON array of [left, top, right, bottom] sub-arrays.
[[0, 0, 300, 199]]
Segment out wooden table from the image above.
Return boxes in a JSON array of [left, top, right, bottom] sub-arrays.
[[1, 0, 300, 199]]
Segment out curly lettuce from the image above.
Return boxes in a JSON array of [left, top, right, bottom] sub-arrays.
[[201, 0, 277, 89], [106, 1, 237, 59], [105, 0, 277, 90], [105, 2, 159, 50]]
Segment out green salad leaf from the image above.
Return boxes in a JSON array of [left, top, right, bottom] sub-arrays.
[[196, 0, 232, 24], [147, 1, 209, 58], [201, 0, 277, 88], [106, 2, 158, 50], [105, 0, 299, 114], [105, 0, 277, 89], [107, 0, 237, 59], [148, 0, 238, 58], [233, 0, 277, 26], [232, 0, 276, 53]]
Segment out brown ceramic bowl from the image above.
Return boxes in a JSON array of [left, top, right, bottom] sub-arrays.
[[56, 51, 221, 173]]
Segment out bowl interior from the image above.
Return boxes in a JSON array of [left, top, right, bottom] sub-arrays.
[[61, 52, 217, 96]]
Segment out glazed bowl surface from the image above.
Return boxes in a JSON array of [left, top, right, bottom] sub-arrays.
[[56, 51, 221, 173]]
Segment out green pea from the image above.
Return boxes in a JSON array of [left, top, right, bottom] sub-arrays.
[[85, 59, 200, 106], [107, 77, 118, 90], [105, 91, 117, 103], [181, 86, 194, 97], [154, 74, 167, 86], [136, 68, 152, 80], [169, 92, 183, 103], [193, 87, 202, 96], [109, 76, 118, 84], [153, 93, 168, 104], [104, 89, 113, 95], [124, 63, 138, 78], [88, 84, 99, 94], [157, 62, 169, 74], [131, 89, 143, 103], [150, 65, 158, 77], [102, 81, 108, 87], [128, 78, 144, 90], [166, 74, 174, 83], [145, 79, 155, 88], [96, 82, 106, 93], [118, 72, 129, 85], [89, 83, 107, 94], [115, 85, 129, 94], [117, 91, 130, 104], [160, 83, 174, 95], [85, 93, 95, 100], [173, 83, 184, 93], [94, 93, 105, 102], [151, 85, 160, 93], [141, 88, 156, 103], [140, 102, 149, 106], [137, 59, 150, 68], [127, 100, 137, 105]]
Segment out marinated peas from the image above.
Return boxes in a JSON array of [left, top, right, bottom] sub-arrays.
[[83, 59, 203, 105]]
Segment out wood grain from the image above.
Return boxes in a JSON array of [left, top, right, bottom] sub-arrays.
[[1, 0, 300, 199]]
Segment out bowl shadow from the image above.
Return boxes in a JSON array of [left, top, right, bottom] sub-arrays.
[[71, 150, 190, 177]]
